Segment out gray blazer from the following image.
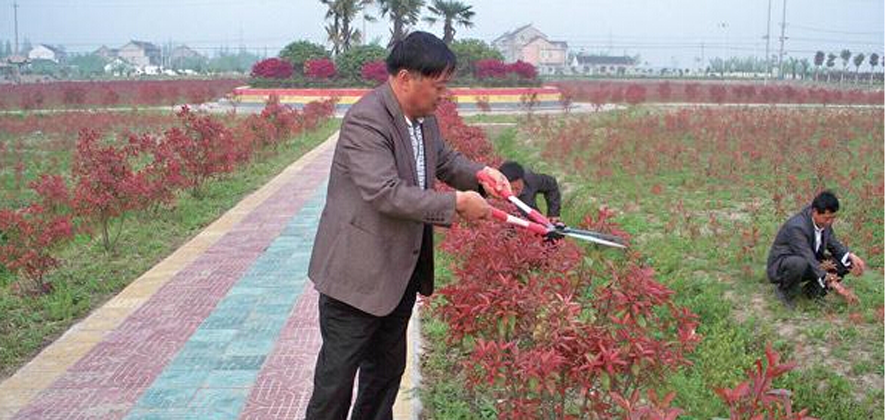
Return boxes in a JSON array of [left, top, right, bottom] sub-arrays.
[[308, 82, 484, 316], [766, 206, 850, 283]]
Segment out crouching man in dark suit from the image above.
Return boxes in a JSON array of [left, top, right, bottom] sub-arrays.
[[498, 161, 562, 223], [766, 190, 867, 309]]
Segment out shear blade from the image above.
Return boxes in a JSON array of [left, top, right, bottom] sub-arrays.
[[564, 231, 627, 248], [562, 228, 627, 245]]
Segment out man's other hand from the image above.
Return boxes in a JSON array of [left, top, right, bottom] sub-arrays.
[[849, 254, 867, 276], [477, 166, 512, 198]]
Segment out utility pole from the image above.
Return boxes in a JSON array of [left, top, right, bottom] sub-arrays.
[[700, 42, 705, 71], [764, 0, 772, 83], [777, 0, 787, 79], [13, 1, 20, 54]]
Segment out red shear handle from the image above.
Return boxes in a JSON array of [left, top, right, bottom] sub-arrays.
[[476, 169, 512, 198], [491, 208, 550, 236], [490, 208, 510, 222], [523, 206, 553, 228]]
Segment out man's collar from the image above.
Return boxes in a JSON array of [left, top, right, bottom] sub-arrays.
[[404, 115, 424, 127]]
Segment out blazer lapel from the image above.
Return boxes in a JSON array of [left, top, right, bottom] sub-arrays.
[[379, 82, 418, 186], [421, 118, 437, 189]]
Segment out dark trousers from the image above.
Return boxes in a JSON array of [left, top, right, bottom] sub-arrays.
[[304, 276, 419, 420], [775, 255, 848, 298]]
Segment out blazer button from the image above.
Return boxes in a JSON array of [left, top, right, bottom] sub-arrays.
[[412, 249, 419, 255]]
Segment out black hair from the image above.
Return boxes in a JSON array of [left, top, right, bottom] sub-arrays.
[[499, 161, 525, 182], [812, 190, 840, 213], [386, 31, 457, 78]]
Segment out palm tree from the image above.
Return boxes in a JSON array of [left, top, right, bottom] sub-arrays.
[[423, 0, 475, 44], [852, 53, 865, 84], [839, 49, 851, 84], [800, 58, 810, 80], [321, 0, 374, 55], [814, 51, 825, 82], [826, 52, 837, 83], [869, 53, 880, 84], [787, 57, 799, 79], [377, 0, 425, 47]]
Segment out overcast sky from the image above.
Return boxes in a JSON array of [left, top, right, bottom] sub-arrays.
[[4, 0, 884, 67]]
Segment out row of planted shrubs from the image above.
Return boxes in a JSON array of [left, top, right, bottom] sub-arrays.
[[251, 57, 540, 88], [249, 40, 541, 88], [0, 97, 335, 294], [422, 99, 817, 419], [0, 79, 245, 111]]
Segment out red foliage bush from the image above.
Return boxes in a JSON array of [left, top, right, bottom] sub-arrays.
[[0, 204, 73, 292], [508, 60, 538, 79], [251, 58, 295, 79], [361, 60, 389, 84], [305, 58, 337, 79], [715, 344, 817, 420], [72, 129, 152, 251], [474, 59, 510, 79], [625, 83, 647, 105]]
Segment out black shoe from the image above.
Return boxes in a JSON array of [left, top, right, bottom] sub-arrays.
[[774, 285, 795, 310]]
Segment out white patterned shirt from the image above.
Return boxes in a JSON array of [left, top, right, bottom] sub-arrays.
[[405, 116, 426, 190]]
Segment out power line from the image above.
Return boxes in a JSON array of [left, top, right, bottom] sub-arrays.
[[790, 24, 884, 36], [788, 37, 884, 46]]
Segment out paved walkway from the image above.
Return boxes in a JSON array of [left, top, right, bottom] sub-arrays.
[[0, 131, 422, 419]]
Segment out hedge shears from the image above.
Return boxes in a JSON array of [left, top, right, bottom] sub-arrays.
[[477, 170, 627, 249]]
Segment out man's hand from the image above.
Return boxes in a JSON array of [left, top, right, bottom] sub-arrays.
[[849, 254, 867, 276], [824, 272, 841, 287], [456, 190, 491, 221], [819, 259, 837, 273], [477, 166, 512, 198], [549, 216, 561, 224]]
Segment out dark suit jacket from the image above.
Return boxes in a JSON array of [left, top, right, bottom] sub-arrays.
[[766, 206, 850, 283], [517, 170, 561, 217], [308, 82, 484, 316]]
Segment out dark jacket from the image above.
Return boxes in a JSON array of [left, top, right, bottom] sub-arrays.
[[517, 170, 561, 217], [766, 206, 850, 283], [307, 82, 484, 316]]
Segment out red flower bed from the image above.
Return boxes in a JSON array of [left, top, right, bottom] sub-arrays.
[[1, 97, 336, 292], [0, 79, 244, 111], [552, 80, 884, 105]]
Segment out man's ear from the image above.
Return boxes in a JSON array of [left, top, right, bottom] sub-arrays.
[[394, 69, 411, 85]]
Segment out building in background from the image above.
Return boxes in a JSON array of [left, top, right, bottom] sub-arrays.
[[28, 44, 66, 63], [118, 40, 161, 68], [570, 54, 638, 76], [492, 24, 569, 75], [93, 45, 119, 61]]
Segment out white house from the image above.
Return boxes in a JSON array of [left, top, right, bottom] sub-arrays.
[[28, 44, 66, 63], [570, 54, 638, 76]]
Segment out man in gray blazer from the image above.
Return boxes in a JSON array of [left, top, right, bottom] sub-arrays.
[[766, 190, 866, 309], [305, 32, 511, 419]]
